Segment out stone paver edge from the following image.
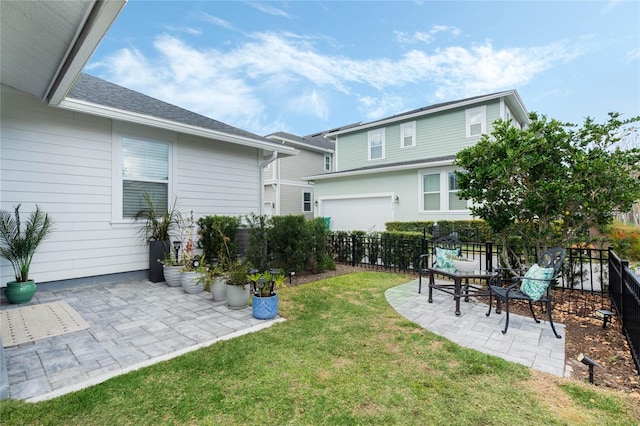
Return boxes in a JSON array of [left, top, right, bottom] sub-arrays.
[[26, 317, 286, 403]]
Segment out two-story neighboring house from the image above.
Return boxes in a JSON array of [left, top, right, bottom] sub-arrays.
[[263, 132, 334, 219], [304, 91, 530, 231]]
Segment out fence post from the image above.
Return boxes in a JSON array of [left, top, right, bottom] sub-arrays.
[[485, 242, 493, 271], [421, 228, 428, 255], [351, 234, 356, 267]]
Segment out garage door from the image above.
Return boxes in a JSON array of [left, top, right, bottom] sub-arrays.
[[320, 196, 393, 232]]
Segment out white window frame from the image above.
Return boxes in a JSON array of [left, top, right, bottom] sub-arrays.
[[324, 153, 331, 172], [112, 123, 175, 223], [302, 190, 312, 213], [400, 121, 416, 148], [419, 169, 469, 212], [421, 173, 441, 211], [447, 171, 467, 211], [504, 106, 512, 123], [368, 128, 385, 161], [465, 106, 486, 138]]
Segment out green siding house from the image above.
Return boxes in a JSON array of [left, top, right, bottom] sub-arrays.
[[304, 91, 529, 231]]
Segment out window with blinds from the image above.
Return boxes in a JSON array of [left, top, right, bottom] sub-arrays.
[[400, 121, 416, 148], [465, 106, 486, 138], [368, 128, 385, 160], [448, 171, 467, 210], [122, 137, 169, 218], [422, 173, 440, 211], [303, 191, 312, 212]]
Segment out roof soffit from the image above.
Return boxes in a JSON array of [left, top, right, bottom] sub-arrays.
[[0, 0, 125, 104]]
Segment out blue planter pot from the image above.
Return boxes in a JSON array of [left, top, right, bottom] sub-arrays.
[[252, 293, 278, 320]]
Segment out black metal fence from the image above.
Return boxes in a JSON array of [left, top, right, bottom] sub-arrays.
[[328, 234, 611, 307], [609, 248, 640, 374], [328, 233, 639, 373]]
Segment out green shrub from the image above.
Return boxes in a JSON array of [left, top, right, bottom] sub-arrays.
[[245, 213, 270, 271], [197, 215, 240, 264], [268, 215, 313, 273], [379, 231, 422, 269], [385, 221, 434, 234], [309, 217, 334, 273]]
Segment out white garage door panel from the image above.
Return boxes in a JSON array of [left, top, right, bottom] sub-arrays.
[[321, 197, 393, 231]]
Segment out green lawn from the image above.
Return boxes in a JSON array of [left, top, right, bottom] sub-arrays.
[[1, 272, 637, 425]]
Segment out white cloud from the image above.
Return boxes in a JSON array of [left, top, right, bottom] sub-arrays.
[[395, 25, 460, 45], [625, 49, 640, 63], [287, 90, 329, 121], [248, 2, 291, 18], [92, 31, 585, 133], [602, 0, 621, 14], [201, 13, 233, 29], [357, 94, 406, 120]]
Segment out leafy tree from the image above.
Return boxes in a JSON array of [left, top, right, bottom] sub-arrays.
[[455, 112, 640, 268]]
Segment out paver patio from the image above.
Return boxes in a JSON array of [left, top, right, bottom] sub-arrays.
[[1, 280, 283, 402], [1, 276, 569, 402]]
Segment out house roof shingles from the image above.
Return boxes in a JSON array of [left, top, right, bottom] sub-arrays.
[[68, 73, 276, 144]]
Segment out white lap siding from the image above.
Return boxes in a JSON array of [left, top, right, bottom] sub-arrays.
[[0, 86, 261, 285]]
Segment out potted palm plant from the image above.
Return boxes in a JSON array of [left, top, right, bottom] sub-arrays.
[[135, 194, 179, 283], [249, 268, 285, 319], [0, 204, 54, 304]]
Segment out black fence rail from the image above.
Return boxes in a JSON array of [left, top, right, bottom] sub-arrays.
[[329, 234, 610, 304], [609, 248, 640, 374], [329, 232, 639, 374]]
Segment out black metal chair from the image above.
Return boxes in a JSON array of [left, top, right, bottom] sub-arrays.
[[486, 248, 566, 338], [418, 234, 462, 293]]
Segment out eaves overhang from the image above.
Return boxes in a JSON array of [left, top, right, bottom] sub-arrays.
[[0, 0, 126, 106], [303, 156, 456, 181], [266, 135, 334, 154], [46, 1, 126, 106], [58, 98, 300, 156]]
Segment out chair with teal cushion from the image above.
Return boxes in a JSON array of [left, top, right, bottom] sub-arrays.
[[486, 248, 565, 338], [418, 235, 461, 293]]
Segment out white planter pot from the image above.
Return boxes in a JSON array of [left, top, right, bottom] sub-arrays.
[[226, 283, 249, 309], [211, 277, 227, 301], [181, 271, 204, 294], [163, 265, 182, 287]]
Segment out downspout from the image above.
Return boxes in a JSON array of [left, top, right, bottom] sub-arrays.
[[258, 151, 278, 215]]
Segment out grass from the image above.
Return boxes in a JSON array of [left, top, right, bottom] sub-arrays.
[[1, 272, 638, 425]]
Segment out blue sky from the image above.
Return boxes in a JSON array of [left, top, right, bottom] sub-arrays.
[[87, 0, 640, 137]]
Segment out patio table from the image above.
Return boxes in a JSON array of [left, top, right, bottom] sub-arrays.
[[426, 267, 498, 316]]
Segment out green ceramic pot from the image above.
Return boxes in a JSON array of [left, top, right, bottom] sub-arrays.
[[5, 280, 37, 304]]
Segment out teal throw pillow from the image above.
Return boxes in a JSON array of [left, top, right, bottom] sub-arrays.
[[520, 263, 555, 302], [434, 247, 461, 269]]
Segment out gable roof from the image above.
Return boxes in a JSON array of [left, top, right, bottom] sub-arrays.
[[62, 73, 298, 155], [326, 90, 528, 137]]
